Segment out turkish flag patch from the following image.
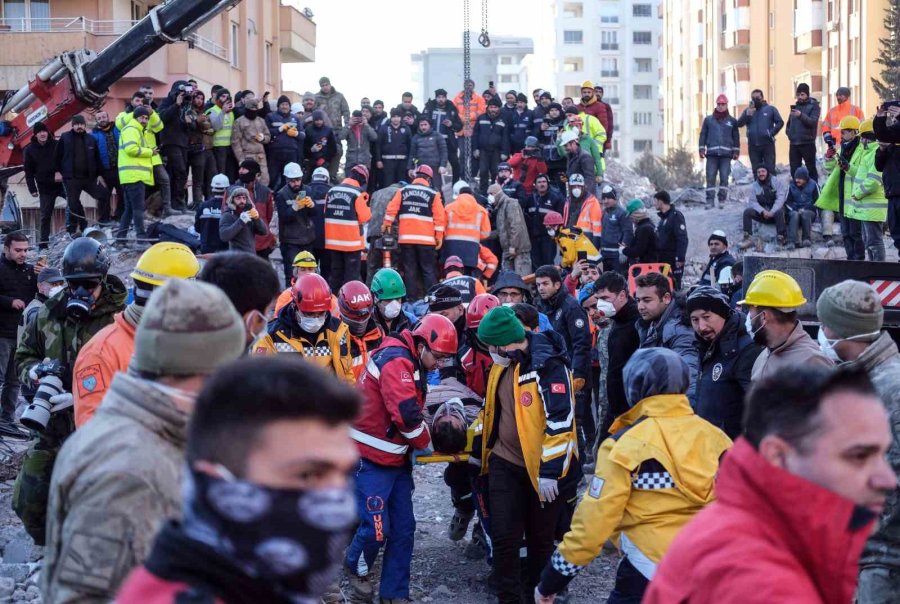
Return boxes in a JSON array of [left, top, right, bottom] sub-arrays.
[[551, 383, 566, 394]]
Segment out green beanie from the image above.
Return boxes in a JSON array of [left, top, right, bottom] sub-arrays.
[[625, 198, 644, 214], [477, 306, 526, 347]]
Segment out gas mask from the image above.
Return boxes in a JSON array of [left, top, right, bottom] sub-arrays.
[[297, 311, 326, 334], [382, 300, 402, 320], [182, 466, 356, 602], [66, 280, 100, 321]]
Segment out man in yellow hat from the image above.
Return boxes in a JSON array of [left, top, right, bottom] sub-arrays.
[[72, 242, 201, 427], [273, 250, 340, 315], [739, 270, 833, 380], [576, 80, 611, 149]]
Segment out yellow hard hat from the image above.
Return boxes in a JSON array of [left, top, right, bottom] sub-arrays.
[[581, 80, 594, 90], [859, 118, 874, 135], [292, 250, 318, 268], [839, 115, 860, 131], [130, 242, 200, 286], [737, 270, 807, 309]]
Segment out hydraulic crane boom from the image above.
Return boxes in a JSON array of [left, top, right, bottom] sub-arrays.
[[0, 0, 242, 179]]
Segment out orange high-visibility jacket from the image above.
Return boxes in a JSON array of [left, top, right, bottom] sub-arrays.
[[72, 312, 135, 428], [383, 177, 447, 246], [445, 193, 491, 245], [478, 245, 498, 279], [822, 100, 864, 140], [453, 90, 487, 138], [575, 194, 603, 241], [324, 177, 371, 252]]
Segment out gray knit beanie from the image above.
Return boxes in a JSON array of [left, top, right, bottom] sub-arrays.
[[816, 280, 883, 340], [131, 279, 246, 376]]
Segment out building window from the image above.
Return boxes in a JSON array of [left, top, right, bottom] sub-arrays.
[[605, 84, 620, 105], [499, 74, 518, 83], [230, 22, 239, 67], [562, 2, 583, 18], [633, 112, 653, 126], [601, 30, 619, 50], [634, 140, 653, 153], [600, 4, 619, 24], [633, 85, 653, 99], [500, 56, 513, 65], [131, 1, 144, 22], [601, 58, 619, 78], [3, 0, 50, 31], [564, 30, 583, 44], [264, 42, 272, 83], [563, 57, 583, 72], [634, 58, 652, 73], [564, 85, 581, 98], [633, 31, 652, 45], [633, 4, 652, 17]]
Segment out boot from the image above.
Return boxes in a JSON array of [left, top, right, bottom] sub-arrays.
[[448, 508, 474, 541], [738, 232, 754, 250], [464, 522, 489, 560], [346, 571, 373, 604], [776, 235, 786, 250]]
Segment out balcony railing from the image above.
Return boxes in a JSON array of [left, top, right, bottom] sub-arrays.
[[0, 17, 226, 60], [600, 70, 619, 78], [600, 43, 620, 50]]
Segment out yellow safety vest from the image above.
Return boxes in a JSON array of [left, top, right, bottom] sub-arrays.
[[117, 123, 155, 186], [207, 105, 234, 148]]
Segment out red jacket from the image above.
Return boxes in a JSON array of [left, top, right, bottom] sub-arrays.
[[645, 438, 875, 604], [117, 567, 226, 604], [352, 331, 432, 466], [507, 152, 547, 195], [460, 344, 491, 398], [251, 186, 276, 252]]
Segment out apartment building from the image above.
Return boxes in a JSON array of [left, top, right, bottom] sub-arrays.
[[662, 0, 889, 163], [555, 0, 662, 165], [410, 36, 534, 107], [0, 0, 316, 114]]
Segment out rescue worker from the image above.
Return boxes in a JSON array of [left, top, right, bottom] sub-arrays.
[[536, 102, 568, 189], [822, 86, 865, 141], [820, 118, 887, 261], [818, 114, 863, 255], [344, 314, 458, 604], [206, 88, 236, 179], [460, 293, 500, 398], [598, 184, 632, 274], [117, 92, 171, 217], [560, 106, 607, 182], [443, 181, 491, 272], [477, 245, 499, 283], [558, 129, 598, 196], [343, 110, 378, 175], [474, 97, 510, 195], [454, 79, 487, 178], [265, 94, 304, 192], [274, 162, 316, 284], [193, 173, 229, 254], [72, 242, 200, 428], [529, 174, 566, 268], [338, 280, 384, 381], [474, 306, 580, 604], [254, 273, 352, 380], [324, 164, 371, 290], [371, 268, 414, 336], [376, 109, 412, 187], [536, 348, 732, 604], [273, 250, 339, 315], [306, 167, 332, 275], [698, 94, 740, 209], [383, 165, 447, 299], [543, 211, 601, 270], [654, 191, 688, 289], [576, 80, 611, 146], [116, 105, 157, 243], [568, 174, 602, 249], [235, 158, 276, 259], [496, 162, 527, 207], [621, 199, 658, 266], [486, 183, 532, 275], [687, 286, 762, 439], [13, 238, 127, 545], [736, 89, 784, 176], [739, 270, 833, 380], [442, 256, 487, 306], [786, 82, 821, 183]]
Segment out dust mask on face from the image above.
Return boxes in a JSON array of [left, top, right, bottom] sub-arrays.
[[571, 187, 582, 199], [490, 351, 511, 367], [48, 285, 64, 298], [382, 300, 402, 319], [297, 311, 326, 334]]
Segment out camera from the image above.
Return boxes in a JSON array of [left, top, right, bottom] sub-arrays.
[[823, 132, 836, 150], [20, 360, 68, 432], [376, 233, 398, 252]]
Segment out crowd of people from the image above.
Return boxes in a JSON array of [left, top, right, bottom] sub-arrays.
[[0, 73, 898, 604]]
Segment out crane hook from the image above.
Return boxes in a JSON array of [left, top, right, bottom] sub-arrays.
[[478, 32, 490, 47]]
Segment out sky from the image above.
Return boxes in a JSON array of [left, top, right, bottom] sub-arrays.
[[281, 0, 554, 108]]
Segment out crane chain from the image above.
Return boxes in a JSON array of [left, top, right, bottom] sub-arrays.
[[462, 0, 472, 182], [479, 0, 490, 47]]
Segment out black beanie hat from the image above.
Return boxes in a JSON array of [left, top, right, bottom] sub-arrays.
[[796, 82, 811, 96], [277, 94, 291, 107], [32, 122, 49, 134], [488, 97, 502, 108]]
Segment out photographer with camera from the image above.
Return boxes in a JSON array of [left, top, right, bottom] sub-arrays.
[[13, 237, 126, 545], [159, 80, 195, 214], [873, 101, 900, 259]]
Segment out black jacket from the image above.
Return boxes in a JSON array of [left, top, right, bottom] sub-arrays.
[[55, 130, 101, 180], [507, 108, 534, 151], [274, 184, 316, 245], [698, 251, 736, 287], [785, 97, 821, 146], [500, 179, 528, 209], [656, 207, 688, 264], [0, 256, 38, 339], [694, 311, 762, 439], [527, 188, 566, 237], [158, 81, 190, 148], [422, 99, 463, 143], [474, 112, 509, 154], [538, 286, 591, 381], [604, 298, 641, 434], [24, 137, 59, 195], [303, 123, 338, 165], [193, 195, 228, 254], [375, 123, 412, 161], [874, 115, 900, 198], [622, 217, 657, 264]]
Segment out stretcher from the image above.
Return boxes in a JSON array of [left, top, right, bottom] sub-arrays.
[[415, 453, 471, 464]]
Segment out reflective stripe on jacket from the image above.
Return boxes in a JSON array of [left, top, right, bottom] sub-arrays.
[[117, 123, 155, 186], [574, 194, 603, 241], [206, 105, 234, 147], [324, 178, 371, 252], [383, 178, 447, 246]]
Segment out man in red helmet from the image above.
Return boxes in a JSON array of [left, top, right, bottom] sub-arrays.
[[699, 94, 741, 209], [253, 273, 354, 382], [460, 293, 501, 398], [345, 314, 458, 603], [338, 280, 384, 381], [383, 164, 447, 298]]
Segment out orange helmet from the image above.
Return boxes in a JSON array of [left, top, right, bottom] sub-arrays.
[[338, 280, 374, 321], [466, 293, 501, 329], [412, 313, 458, 355], [415, 164, 434, 180], [292, 273, 332, 313], [543, 211, 564, 227]]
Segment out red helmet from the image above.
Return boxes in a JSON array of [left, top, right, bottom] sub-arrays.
[[716, 94, 729, 105], [338, 280, 374, 321], [443, 255, 464, 271], [415, 164, 434, 180], [412, 313, 458, 355], [543, 211, 564, 227], [292, 273, 332, 313], [466, 293, 500, 329], [350, 164, 369, 182]]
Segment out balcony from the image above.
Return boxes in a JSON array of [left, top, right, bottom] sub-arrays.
[[721, 5, 750, 50], [721, 63, 750, 107], [793, 2, 824, 54], [600, 70, 619, 78], [721, 29, 750, 50], [279, 3, 316, 63], [600, 43, 619, 51]]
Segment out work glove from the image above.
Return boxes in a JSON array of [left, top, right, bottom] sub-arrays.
[[299, 197, 314, 209], [240, 211, 252, 224], [280, 123, 291, 132], [473, 149, 480, 159], [573, 378, 585, 392], [48, 391, 74, 413], [538, 477, 558, 503], [435, 235, 444, 250], [248, 207, 260, 220], [287, 127, 299, 137]]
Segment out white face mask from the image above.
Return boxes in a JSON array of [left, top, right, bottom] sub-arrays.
[[595, 299, 617, 319], [48, 285, 64, 298], [490, 351, 511, 367], [546, 228, 557, 238], [151, 381, 198, 406], [816, 328, 880, 363], [383, 300, 402, 319], [297, 311, 326, 334], [745, 311, 765, 338], [571, 187, 582, 198], [487, 194, 496, 205]]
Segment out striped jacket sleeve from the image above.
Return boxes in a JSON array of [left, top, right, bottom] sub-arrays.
[[537, 358, 577, 480]]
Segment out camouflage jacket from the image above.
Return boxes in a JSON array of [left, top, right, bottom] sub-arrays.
[[15, 276, 126, 443], [854, 332, 900, 570], [42, 371, 188, 603]]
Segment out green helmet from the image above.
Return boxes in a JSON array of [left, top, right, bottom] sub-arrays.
[[371, 268, 406, 301]]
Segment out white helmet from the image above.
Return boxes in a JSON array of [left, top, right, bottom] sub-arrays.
[[559, 130, 579, 146], [312, 167, 330, 182], [453, 180, 469, 198], [210, 174, 230, 192], [290, 102, 303, 114], [568, 173, 585, 187], [283, 162, 303, 179]]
